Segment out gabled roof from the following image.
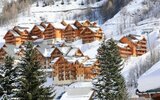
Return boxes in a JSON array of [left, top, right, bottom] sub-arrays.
[[117, 42, 129, 48], [3, 44, 20, 57], [4, 30, 20, 39], [64, 24, 77, 31], [57, 46, 72, 56], [52, 23, 66, 30], [66, 47, 83, 57], [17, 23, 35, 32], [88, 27, 101, 33], [36, 47, 55, 58], [36, 25, 45, 32], [64, 56, 87, 64]]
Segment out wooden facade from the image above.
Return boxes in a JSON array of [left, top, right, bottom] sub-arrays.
[[4, 20, 103, 45], [80, 27, 103, 43], [63, 24, 80, 42], [51, 56, 99, 85], [43, 23, 55, 40], [30, 25, 44, 40], [13, 26, 31, 43], [118, 34, 147, 58], [3, 30, 22, 45], [35, 48, 47, 68]]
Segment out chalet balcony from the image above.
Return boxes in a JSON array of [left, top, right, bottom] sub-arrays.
[[136, 51, 146, 55], [5, 36, 15, 40], [140, 41, 147, 44], [141, 45, 147, 48], [94, 33, 102, 37], [137, 49, 147, 52], [120, 50, 132, 55], [120, 54, 129, 58]]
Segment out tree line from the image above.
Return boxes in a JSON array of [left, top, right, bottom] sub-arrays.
[[0, 0, 37, 26]]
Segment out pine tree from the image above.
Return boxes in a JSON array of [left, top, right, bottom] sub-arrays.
[[93, 38, 128, 100], [0, 56, 17, 99], [15, 42, 54, 100]]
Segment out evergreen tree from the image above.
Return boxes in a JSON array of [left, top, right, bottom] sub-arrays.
[[15, 42, 54, 100], [0, 56, 17, 99], [93, 39, 128, 100]]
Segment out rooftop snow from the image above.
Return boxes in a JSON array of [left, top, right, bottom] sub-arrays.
[[138, 60, 160, 92]]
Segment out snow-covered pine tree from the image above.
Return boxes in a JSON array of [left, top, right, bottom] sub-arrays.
[[93, 38, 128, 100], [15, 42, 54, 100], [0, 56, 17, 99]]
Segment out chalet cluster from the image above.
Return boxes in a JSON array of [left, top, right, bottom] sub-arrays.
[[117, 34, 147, 58], [4, 20, 103, 45], [0, 43, 99, 85]]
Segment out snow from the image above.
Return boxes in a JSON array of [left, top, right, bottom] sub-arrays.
[[71, 40, 101, 58], [83, 59, 97, 67], [117, 43, 128, 48], [138, 60, 160, 92], [53, 23, 66, 29], [60, 82, 93, 100], [44, 77, 54, 87], [67, 48, 78, 56]]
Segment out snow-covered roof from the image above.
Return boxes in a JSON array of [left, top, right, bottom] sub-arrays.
[[32, 36, 38, 39], [37, 47, 55, 57], [63, 20, 75, 25], [83, 58, 97, 67], [3, 44, 20, 57], [131, 39, 139, 43], [138, 60, 160, 92], [117, 42, 129, 48], [70, 24, 77, 30], [17, 23, 35, 32], [51, 57, 60, 64], [60, 88, 93, 100], [66, 48, 79, 56], [58, 47, 71, 55], [37, 25, 45, 32], [52, 23, 66, 29], [88, 27, 100, 33], [64, 56, 87, 63], [60, 82, 93, 100], [10, 30, 20, 37], [15, 26, 28, 32]]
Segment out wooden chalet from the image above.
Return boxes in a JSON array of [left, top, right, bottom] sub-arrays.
[[51, 56, 99, 85], [119, 34, 147, 57], [52, 23, 66, 41], [0, 44, 20, 63], [35, 44, 63, 68], [80, 27, 103, 43], [51, 56, 74, 84], [128, 34, 147, 56], [43, 23, 55, 40], [30, 25, 45, 40], [83, 59, 99, 79], [63, 24, 80, 42], [4, 30, 22, 45], [35, 47, 47, 68], [117, 43, 132, 58], [81, 20, 92, 27], [13, 26, 31, 43]]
